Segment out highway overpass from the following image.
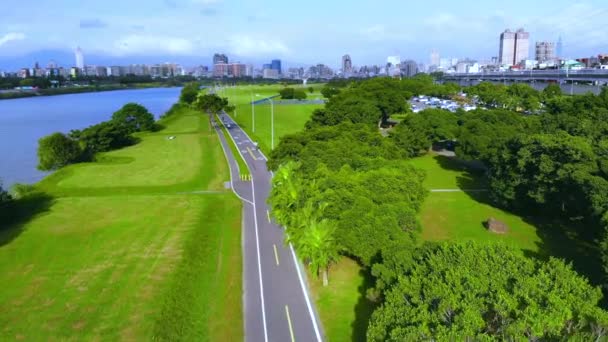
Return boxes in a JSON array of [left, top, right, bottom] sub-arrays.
[[443, 69, 608, 84]]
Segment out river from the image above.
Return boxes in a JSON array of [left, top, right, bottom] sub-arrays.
[[0, 87, 181, 188]]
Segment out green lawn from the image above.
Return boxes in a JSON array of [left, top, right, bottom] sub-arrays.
[[309, 258, 375, 342], [219, 85, 323, 154], [0, 106, 243, 340]]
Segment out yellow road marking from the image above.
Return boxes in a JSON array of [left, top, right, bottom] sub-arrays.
[[285, 305, 295, 342], [246, 146, 257, 161], [273, 244, 280, 266]]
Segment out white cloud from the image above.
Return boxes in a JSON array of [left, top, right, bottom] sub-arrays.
[[112, 35, 194, 55], [359, 24, 412, 42], [190, 0, 220, 4], [228, 35, 289, 56], [0, 32, 25, 47]]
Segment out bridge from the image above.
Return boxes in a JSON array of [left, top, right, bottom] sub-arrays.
[[443, 69, 608, 84]]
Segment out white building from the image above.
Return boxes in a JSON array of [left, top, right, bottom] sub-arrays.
[[75, 47, 84, 70], [499, 28, 529, 66]]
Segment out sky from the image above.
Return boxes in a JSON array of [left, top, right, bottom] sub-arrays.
[[0, 0, 607, 69]]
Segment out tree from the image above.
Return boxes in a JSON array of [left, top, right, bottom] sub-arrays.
[[308, 86, 314, 93], [293, 218, 339, 286], [542, 83, 562, 99], [70, 121, 135, 156], [37, 132, 82, 171], [279, 87, 296, 99], [179, 82, 200, 104], [293, 90, 307, 100], [367, 242, 608, 341], [195, 93, 228, 114], [111, 103, 155, 133], [0, 181, 11, 204]]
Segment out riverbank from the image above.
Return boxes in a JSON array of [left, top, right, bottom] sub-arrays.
[[0, 105, 243, 340], [0, 83, 179, 100]]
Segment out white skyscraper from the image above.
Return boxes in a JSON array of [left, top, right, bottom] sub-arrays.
[[430, 50, 440, 67], [499, 28, 529, 66], [75, 47, 84, 70]]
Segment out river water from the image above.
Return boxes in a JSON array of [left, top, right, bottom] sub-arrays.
[[0, 87, 181, 188]]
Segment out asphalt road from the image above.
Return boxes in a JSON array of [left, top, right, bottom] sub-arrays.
[[211, 112, 324, 342]]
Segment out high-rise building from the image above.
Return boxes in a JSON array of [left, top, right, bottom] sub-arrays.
[[75, 47, 84, 70], [263, 68, 279, 79], [556, 36, 563, 59], [342, 54, 352, 73], [535, 42, 556, 62], [271, 59, 282, 75], [213, 53, 228, 65], [401, 60, 418, 77], [430, 50, 440, 67], [499, 28, 529, 66], [514, 28, 530, 65]]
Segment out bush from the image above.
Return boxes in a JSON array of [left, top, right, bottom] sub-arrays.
[[70, 121, 135, 156], [37, 132, 82, 171], [0, 182, 11, 204], [111, 103, 155, 133], [10, 183, 36, 199]]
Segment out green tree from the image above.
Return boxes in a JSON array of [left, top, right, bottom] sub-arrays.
[[542, 83, 562, 99], [293, 218, 339, 286], [279, 87, 296, 99], [37, 132, 82, 171], [293, 90, 307, 100], [308, 86, 314, 93], [195, 93, 229, 114], [70, 121, 135, 156], [367, 242, 608, 341], [179, 82, 200, 104], [111, 103, 155, 133], [0, 181, 11, 204]]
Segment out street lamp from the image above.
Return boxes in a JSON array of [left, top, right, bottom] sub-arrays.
[[255, 94, 275, 150], [251, 93, 255, 133]]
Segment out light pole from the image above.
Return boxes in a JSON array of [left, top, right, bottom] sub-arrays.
[[251, 93, 255, 133], [255, 95, 275, 150]]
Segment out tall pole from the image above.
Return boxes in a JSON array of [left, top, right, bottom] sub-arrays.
[[270, 99, 274, 150], [251, 93, 255, 133]]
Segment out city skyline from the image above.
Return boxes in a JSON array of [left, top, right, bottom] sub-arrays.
[[0, 0, 607, 70]]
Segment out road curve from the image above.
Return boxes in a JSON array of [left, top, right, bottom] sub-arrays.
[[211, 113, 324, 342]]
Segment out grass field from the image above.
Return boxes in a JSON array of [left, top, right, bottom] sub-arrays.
[[218, 85, 324, 154], [0, 106, 243, 340]]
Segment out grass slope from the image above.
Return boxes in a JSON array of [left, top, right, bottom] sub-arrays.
[[0, 106, 242, 340]]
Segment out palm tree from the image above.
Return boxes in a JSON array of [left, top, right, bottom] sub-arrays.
[[269, 162, 301, 227], [296, 219, 339, 286]]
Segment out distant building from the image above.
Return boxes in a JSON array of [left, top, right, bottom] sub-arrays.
[[556, 36, 563, 59], [108, 66, 122, 77], [499, 28, 529, 66], [342, 54, 352, 74], [96, 66, 108, 77], [263, 68, 279, 79], [213, 53, 228, 65], [535, 42, 556, 62], [75, 47, 84, 70], [70, 67, 80, 78], [430, 50, 440, 67], [230, 63, 247, 78], [401, 60, 418, 77], [213, 63, 229, 77], [271, 59, 282, 75]]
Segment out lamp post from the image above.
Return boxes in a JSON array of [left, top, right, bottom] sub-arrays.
[[255, 94, 275, 150], [251, 93, 255, 133]]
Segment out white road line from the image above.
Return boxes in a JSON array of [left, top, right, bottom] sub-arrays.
[[289, 243, 323, 342], [213, 119, 253, 206], [273, 244, 280, 266], [250, 153, 269, 342], [267, 210, 271, 223], [285, 305, 296, 342]]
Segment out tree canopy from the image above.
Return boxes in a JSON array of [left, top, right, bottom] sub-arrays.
[[37, 133, 82, 171], [179, 82, 201, 104], [368, 242, 608, 341], [111, 103, 155, 133]]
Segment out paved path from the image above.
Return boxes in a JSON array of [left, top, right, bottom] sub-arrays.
[[211, 113, 324, 342]]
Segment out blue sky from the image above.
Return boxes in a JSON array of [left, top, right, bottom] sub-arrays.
[[0, 0, 607, 68]]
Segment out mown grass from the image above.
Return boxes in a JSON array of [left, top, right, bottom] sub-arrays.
[[216, 114, 250, 179], [309, 257, 375, 342], [0, 105, 243, 340], [219, 85, 323, 154]]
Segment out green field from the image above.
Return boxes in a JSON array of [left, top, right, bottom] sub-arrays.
[[219, 85, 324, 154], [0, 106, 243, 340]]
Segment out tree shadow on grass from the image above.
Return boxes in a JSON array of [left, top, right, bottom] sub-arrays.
[[350, 267, 377, 342], [0, 193, 54, 247], [432, 154, 604, 288]]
